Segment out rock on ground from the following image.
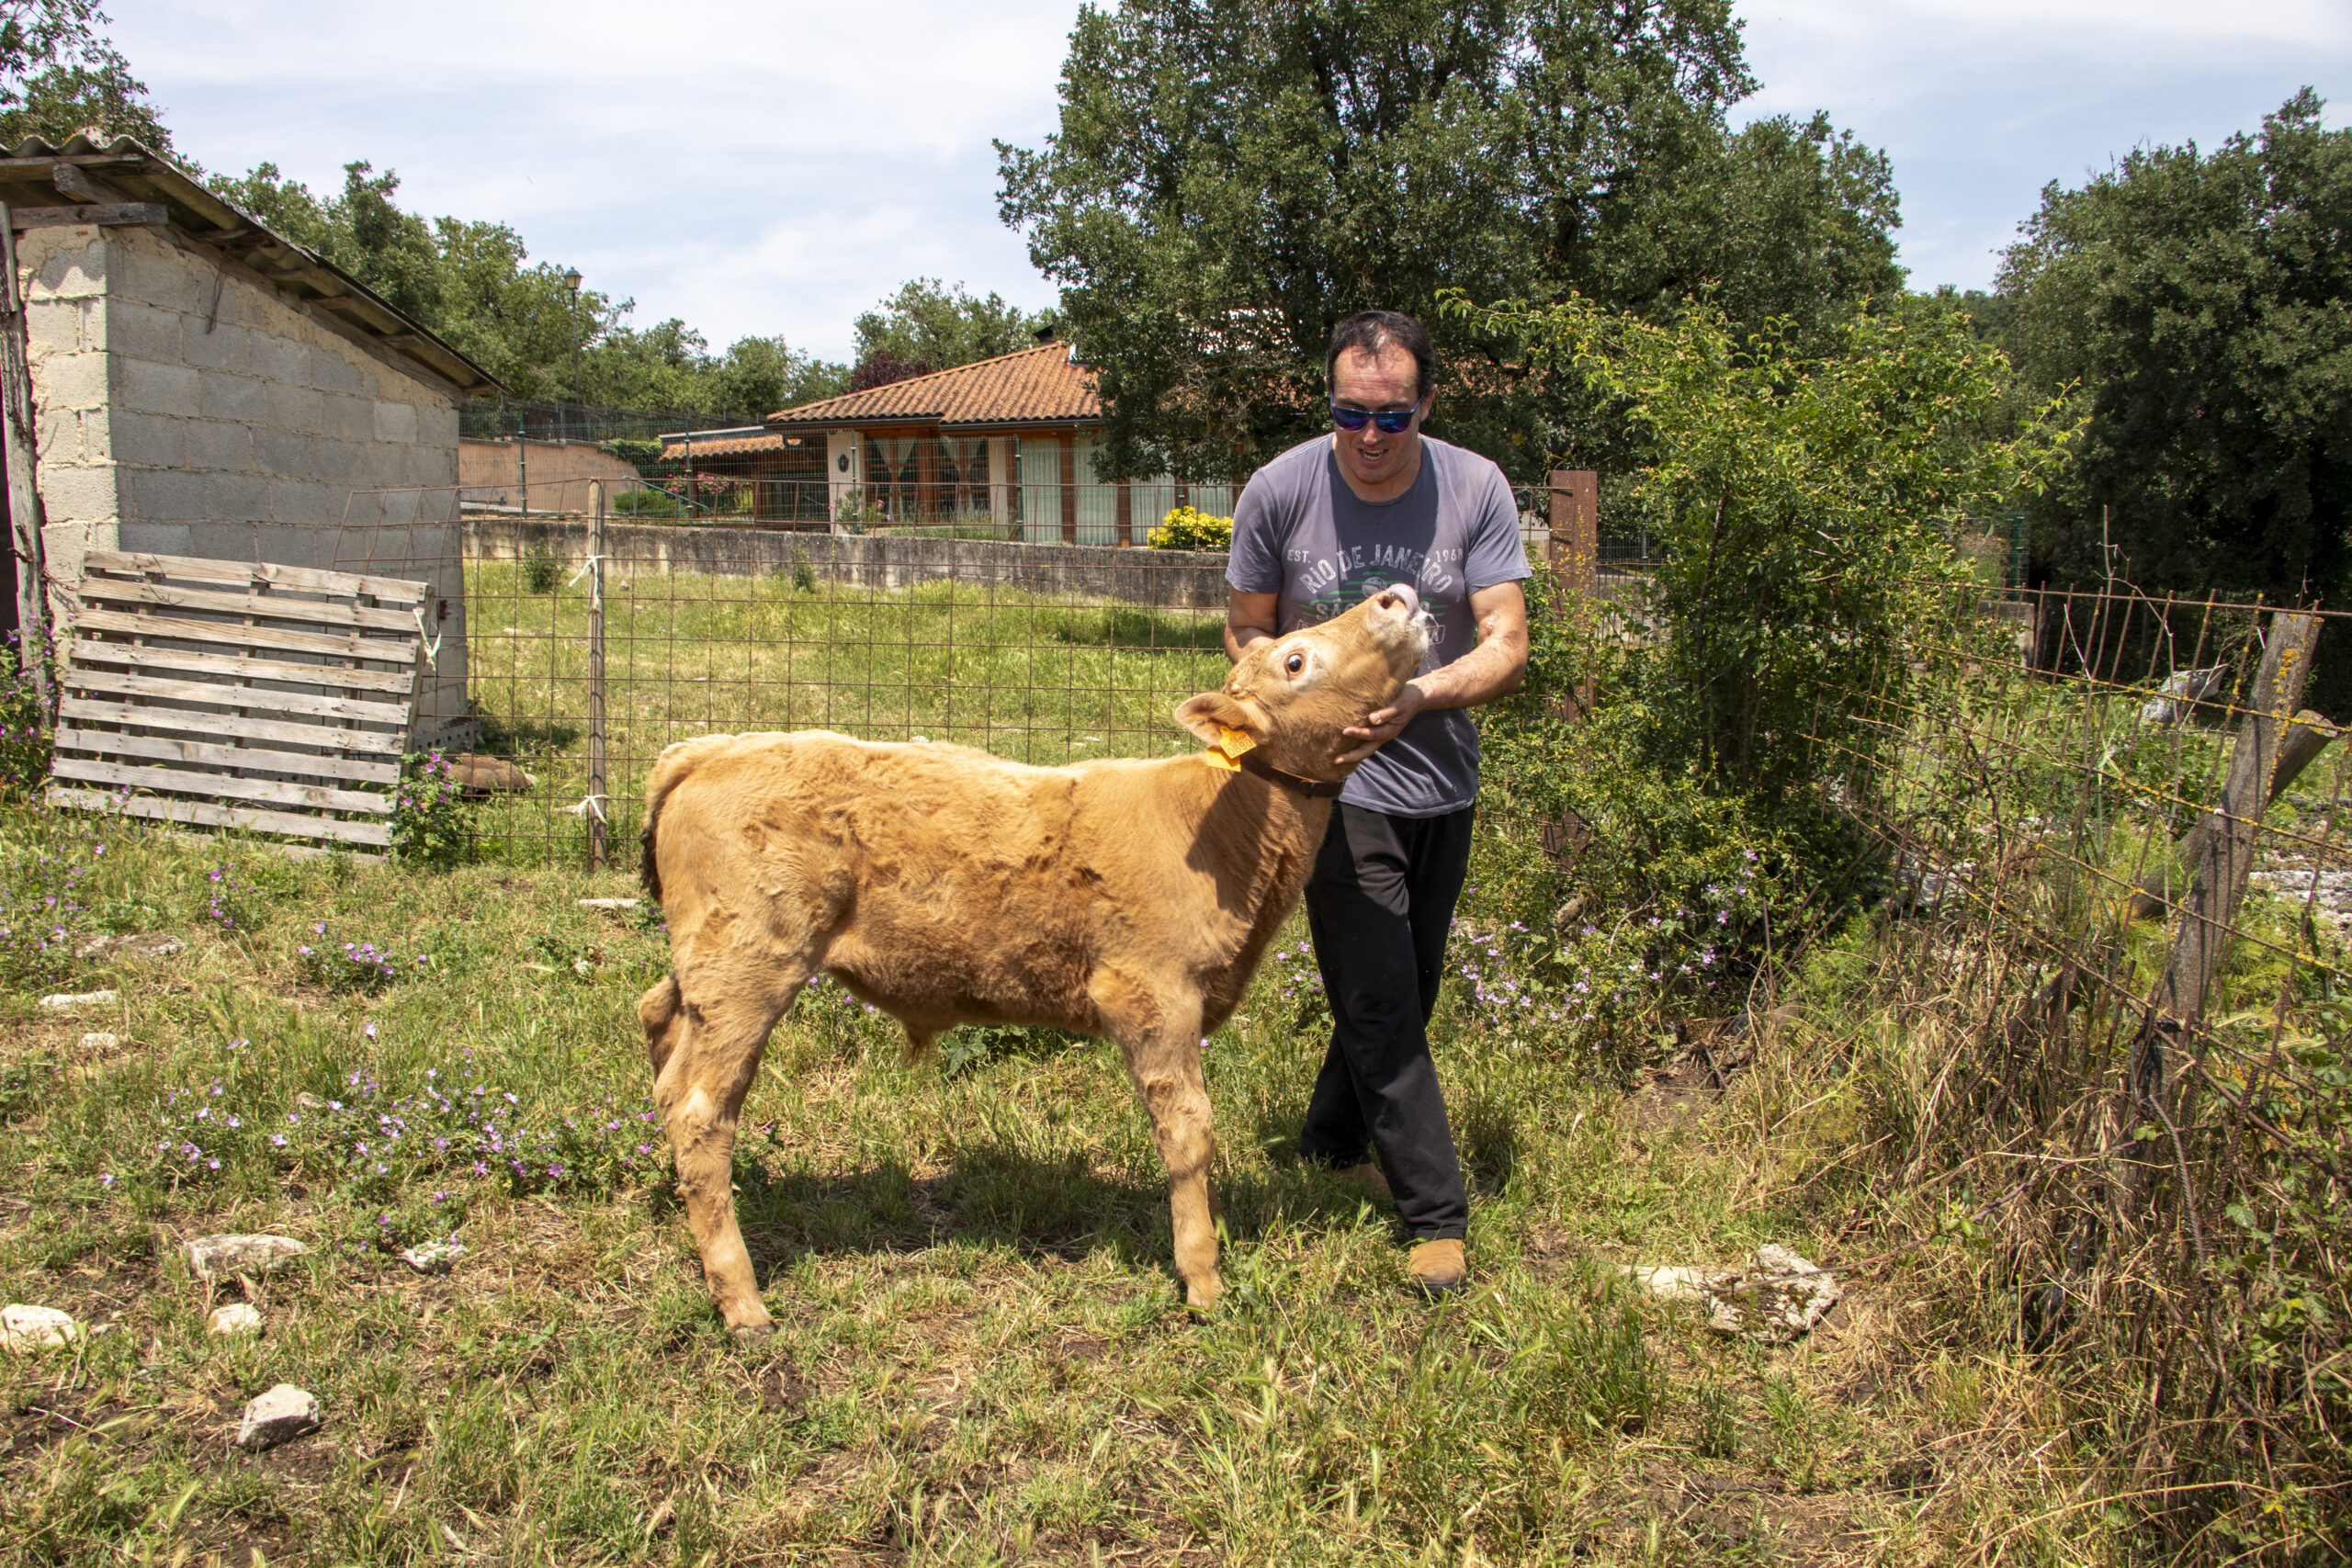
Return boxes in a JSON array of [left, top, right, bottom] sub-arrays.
[[187, 1235, 309, 1280], [1626, 1244, 1841, 1342], [237, 1384, 320, 1450], [209, 1303, 263, 1336], [37, 989, 118, 1010], [74, 932, 186, 962], [79, 1032, 120, 1051], [2, 1303, 81, 1351], [398, 1240, 466, 1273]]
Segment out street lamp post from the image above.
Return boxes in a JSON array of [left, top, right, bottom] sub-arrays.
[[563, 267, 583, 442]]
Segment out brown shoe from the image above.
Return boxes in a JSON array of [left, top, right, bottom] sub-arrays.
[[1340, 1162, 1393, 1205], [1408, 1239, 1466, 1295]]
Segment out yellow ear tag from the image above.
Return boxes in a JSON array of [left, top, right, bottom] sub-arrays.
[[1204, 723, 1256, 773]]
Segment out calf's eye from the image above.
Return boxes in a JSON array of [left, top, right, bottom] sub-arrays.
[[1284, 652, 1306, 675]]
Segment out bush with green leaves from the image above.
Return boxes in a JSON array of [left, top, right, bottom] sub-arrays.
[[522, 536, 560, 593], [389, 751, 475, 866], [1446, 289, 2074, 805], [0, 626, 55, 796], [1148, 504, 1233, 551]]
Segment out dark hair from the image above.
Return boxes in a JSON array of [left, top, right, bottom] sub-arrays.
[[1326, 310, 1434, 400]]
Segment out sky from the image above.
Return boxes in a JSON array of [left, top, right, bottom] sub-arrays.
[[109, 0, 2352, 364]]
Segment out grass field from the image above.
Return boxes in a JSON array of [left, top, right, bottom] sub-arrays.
[[0, 792, 2141, 1565], [459, 563, 1233, 862]]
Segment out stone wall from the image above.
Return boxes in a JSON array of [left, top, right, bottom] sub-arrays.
[[18, 220, 470, 739], [468, 517, 1233, 610], [458, 437, 641, 506]]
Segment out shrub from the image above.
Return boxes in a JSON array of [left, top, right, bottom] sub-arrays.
[[389, 751, 474, 866], [599, 437, 664, 473], [0, 626, 56, 796], [1148, 505, 1233, 551], [522, 536, 560, 593], [1443, 289, 2074, 805], [610, 487, 684, 518]]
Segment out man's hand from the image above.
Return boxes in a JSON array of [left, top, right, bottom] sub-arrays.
[[1336, 682, 1426, 765]]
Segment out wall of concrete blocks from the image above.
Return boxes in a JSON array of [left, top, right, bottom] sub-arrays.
[[18, 220, 471, 741]]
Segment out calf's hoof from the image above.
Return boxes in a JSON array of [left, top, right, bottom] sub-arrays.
[[719, 1299, 775, 1337], [1407, 1239, 1466, 1296], [1182, 1274, 1224, 1314]]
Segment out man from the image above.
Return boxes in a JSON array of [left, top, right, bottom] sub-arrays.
[[1224, 310, 1531, 1294]]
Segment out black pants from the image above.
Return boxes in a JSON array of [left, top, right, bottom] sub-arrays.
[[1299, 802, 1475, 1240]]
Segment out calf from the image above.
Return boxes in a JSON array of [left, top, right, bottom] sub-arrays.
[[638, 584, 1430, 1331]]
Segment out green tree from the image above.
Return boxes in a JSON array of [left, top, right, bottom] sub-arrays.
[[0, 1, 177, 156], [1999, 90, 2352, 609], [997, 0, 1901, 483], [707, 334, 848, 418], [209, 162, 633, 405], [848, 277, 1047, 390], [1449, 289, 2070, 797]]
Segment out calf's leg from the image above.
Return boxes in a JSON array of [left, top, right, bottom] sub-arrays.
[[1095, 972, 1220, 1309], [642, 961, 804, 1334]]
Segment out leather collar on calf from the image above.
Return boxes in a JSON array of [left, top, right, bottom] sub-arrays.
[[1234, 746, 1345, 798]]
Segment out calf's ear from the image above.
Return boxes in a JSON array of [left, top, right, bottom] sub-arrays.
[[1174, 690, 1252, 743]]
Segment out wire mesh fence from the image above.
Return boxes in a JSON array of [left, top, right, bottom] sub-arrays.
[[334, 479, 1255, 864], [1794, 579, 2352, 1537], [322, 476, 1600, 867]]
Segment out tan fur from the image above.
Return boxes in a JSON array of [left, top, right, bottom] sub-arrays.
[[638, 588, 1430, 1330]]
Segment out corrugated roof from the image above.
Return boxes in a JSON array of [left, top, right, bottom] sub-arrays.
[[0, 132, 499, 396], [769, 341, 1098, 428]]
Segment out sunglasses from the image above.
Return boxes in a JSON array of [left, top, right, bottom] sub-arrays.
[[1330, 402, 1419, 434]]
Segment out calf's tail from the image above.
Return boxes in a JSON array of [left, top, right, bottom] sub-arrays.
[[638, 733, 743, 906]]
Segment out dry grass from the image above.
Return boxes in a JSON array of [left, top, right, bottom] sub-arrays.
[[0, 800, 2141, 1566]]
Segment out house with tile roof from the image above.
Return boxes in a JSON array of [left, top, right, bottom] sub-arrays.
[[659, 338, 1234, 544]]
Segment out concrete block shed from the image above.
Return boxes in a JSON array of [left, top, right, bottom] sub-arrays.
[[0, 133, 501, 741]]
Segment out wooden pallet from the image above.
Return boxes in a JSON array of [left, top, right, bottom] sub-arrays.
[[47, 550, 431, 852]]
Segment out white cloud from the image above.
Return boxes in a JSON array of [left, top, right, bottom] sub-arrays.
[[1740, 0, 2352, 288], [107, 0, 2352, 363], [112, 0, 1079, 359]]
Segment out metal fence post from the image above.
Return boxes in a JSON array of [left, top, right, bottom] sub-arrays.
[[586, 479, 607, 871]]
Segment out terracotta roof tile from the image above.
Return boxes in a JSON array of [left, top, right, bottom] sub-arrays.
[[662, 430, 795, 458], [770, 341, 1098, 428]]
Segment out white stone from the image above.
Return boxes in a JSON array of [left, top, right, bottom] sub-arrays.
[[236, 1383, 320, 1450], [38, 989, 118, 1010], [74, 931, 185, 962], [1625, 1244, 1841, 1343], [2, 1303, 82, 1351], [576, 897, 639, 911], [397, 1240, 465, 1273], [78, 1032, 119, 1050], [187, 1234, 308, 1280], [208, 1303, 262, 1336]]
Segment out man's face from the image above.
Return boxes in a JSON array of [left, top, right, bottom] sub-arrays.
[[1329, 343, 1428, 491]]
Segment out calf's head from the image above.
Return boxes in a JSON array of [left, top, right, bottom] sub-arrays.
[[1176, 584, 1431, 782]]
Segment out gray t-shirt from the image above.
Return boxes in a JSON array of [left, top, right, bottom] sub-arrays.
[[1227, 434, 1530, 817]]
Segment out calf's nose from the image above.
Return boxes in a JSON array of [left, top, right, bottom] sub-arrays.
[[1374, 582, 1419, 617]]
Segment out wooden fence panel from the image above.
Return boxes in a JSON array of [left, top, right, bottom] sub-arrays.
[[47, 550, 428, 853]]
